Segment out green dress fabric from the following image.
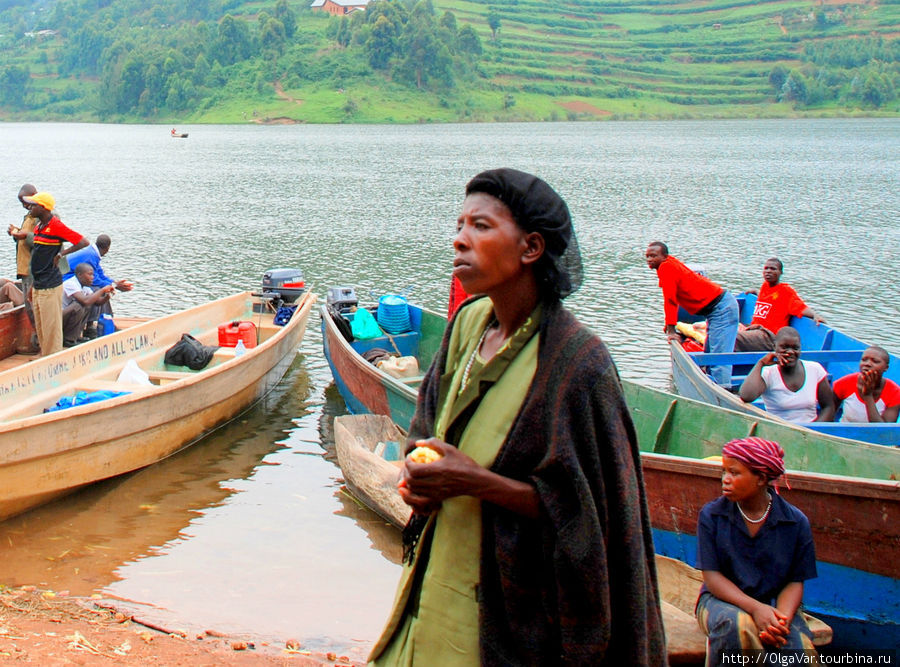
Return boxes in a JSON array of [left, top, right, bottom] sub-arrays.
[[370, 298, 541, 666]]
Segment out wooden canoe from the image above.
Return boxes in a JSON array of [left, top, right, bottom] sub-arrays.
[[333, 413, 411, 529], [331, 413, 710, 663], [0, 303, 36, 372], [671, 292, 900, 447], [323, 297, 897, 649], [0, 289, 315, 522], [626, 381, 898, 651], [321, 297, 446, 431]]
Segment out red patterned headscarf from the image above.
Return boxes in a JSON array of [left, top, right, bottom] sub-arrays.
[[722, 437, 785, 482]]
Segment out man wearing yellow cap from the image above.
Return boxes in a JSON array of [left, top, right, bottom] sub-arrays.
[[22, 192, 88, 356]]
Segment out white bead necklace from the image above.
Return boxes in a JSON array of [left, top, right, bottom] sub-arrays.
[[460, 323, 493, 392], [737, 491, 772, 524]]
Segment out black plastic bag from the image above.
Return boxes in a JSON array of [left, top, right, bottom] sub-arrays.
[[327, 304, 354, 343], [164, 333, 218, 370]]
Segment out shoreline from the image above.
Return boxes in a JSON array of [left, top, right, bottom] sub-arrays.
[[0, 584, 365, 665]]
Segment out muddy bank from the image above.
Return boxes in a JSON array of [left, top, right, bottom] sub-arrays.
[[0, 585, 362, 665]]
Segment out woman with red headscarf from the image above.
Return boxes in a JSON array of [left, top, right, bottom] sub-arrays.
[[696, 437, 819, 665]]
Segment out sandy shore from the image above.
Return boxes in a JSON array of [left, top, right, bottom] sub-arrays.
[[0, 584, 362, 665]]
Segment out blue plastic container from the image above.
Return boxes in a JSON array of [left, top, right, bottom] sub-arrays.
[[99, 313, 115, 336], [376, 295, 411, 334]]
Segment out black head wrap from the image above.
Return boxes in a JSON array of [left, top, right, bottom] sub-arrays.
[[465, 168, 583, 301]]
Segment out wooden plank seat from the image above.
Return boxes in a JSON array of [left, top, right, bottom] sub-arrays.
[[74, 379, 155, 393], [656, 555, 832, 663], [147, 369, 195, 385], [689, 350, 863, 367]]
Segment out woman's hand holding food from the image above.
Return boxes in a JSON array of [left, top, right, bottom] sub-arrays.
[[397, 438, 485, 513]]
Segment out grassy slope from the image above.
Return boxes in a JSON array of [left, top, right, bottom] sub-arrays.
[[5, 0, 899, 122], [225, 0, 899, 122]]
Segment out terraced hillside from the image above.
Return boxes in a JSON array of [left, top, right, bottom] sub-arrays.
[[0, 0, 897, 122], [440, 0, 899, 116]]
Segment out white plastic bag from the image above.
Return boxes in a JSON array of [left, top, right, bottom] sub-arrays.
[[117, 359, 152, 385], [376, 355, 420, 379]]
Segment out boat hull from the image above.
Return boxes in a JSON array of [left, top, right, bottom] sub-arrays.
[[670, 294, 900, 447], [323, 299, 898, 649], [0, 290, 315, 521], [333, 414, 411, 529], [626, 381, 900, 651], [0, 304, 35, 368], [320, 302, 444, 431]]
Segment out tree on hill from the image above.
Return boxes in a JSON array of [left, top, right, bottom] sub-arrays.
[[458, 24, 482, 56], [395, 0, 454, 90], [367, 15, 400, 70], [487, 7, 500, 41], [215, 14, 256, 66], [0, 64, 29, 107], [274, 0, 297, 39]]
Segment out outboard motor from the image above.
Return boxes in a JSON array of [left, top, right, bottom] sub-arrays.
[[261, 268, 305, 304], [326, 286, 359, 314]]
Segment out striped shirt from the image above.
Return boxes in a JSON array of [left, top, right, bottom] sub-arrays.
[[30, 215, 85, 289]]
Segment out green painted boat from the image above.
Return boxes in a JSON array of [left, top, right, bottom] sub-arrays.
[[321, 292, 899, 649], [626, 381, 899, 651]]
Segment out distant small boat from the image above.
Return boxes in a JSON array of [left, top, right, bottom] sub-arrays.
[[170, 131, 188, 138]]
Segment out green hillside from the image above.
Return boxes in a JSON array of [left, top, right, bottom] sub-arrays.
[[0, 0, 897, 123]]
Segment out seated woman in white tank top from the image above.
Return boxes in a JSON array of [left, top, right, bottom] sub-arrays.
[[738, 326, 835, 424]]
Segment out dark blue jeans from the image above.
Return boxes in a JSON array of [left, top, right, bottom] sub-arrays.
[[696, 592, 816, 667], [703, 291, 739, 387]]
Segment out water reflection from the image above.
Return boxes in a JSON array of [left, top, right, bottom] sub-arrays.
[[0, 357, 313, 594], [0, 120, 896, 654]]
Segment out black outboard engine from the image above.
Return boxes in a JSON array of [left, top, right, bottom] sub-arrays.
[[261, 268, 306, 304], [326, 286, 359, 314]]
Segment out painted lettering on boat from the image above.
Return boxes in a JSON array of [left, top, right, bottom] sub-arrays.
[[127, 334, 151, 353], [0, 331, 160, 399]]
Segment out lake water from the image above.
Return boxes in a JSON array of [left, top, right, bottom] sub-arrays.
[[0, 120, 897, 657]]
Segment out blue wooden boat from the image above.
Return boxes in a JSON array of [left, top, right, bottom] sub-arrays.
[[320, 288, 446, 431], [320, 291, 900, 650], [670, 293, 900, 447]]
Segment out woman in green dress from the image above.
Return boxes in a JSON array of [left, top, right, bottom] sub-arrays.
[[368, 168, 665, 666]]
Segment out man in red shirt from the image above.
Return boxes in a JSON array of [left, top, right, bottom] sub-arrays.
[[735, 258, 824, 352], [23, 192, 88, 356], [646, 241, 738, 387]]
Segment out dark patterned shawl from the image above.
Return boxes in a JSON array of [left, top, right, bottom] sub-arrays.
[[407, 298, 666, 666]]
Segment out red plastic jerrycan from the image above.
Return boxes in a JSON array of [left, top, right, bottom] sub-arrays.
[[218, 320, 257, 348]]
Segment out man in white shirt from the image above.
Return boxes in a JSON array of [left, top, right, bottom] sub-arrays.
[[62, 263, 114, 347]]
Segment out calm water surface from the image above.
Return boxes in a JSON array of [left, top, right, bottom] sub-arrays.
[[0, 120, 897, 655]]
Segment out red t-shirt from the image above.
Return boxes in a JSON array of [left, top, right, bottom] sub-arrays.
[[447, 275, 470, 319], [750, 282, 808, 334], [31, 215, 85, 289], [833, 373, 900, 422], [656, 256, 723, 326]]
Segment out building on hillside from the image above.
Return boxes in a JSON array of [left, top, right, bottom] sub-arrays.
[[310, 0, 372, 15]]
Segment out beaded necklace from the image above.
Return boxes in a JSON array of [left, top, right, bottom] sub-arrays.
[[460, 322, 494, 392], [737, 491, 772, 525]]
